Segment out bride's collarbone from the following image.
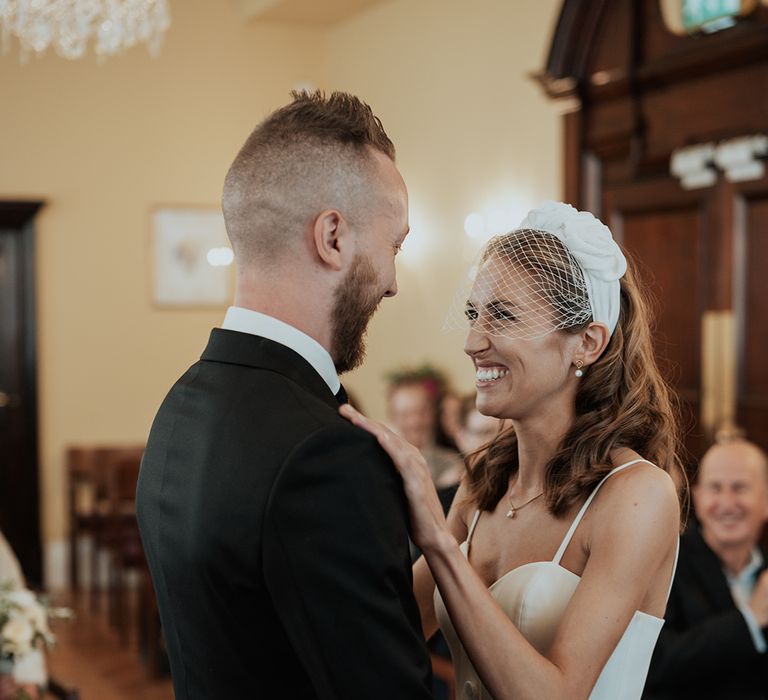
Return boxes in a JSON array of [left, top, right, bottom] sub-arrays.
[[469, 503, 591, 585]]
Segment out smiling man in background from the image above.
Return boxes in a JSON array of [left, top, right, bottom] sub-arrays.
[[644, 437, 768, 699]]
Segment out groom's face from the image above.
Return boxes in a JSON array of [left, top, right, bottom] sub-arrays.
[[330, 154, 409, 374], [330, 252, 383, 374]]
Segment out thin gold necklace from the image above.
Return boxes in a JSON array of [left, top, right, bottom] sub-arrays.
[[505, 490, 544, 519]]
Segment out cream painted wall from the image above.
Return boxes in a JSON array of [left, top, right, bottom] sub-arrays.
[[0, 0, 563, 588], [0, 0, 326, 587], [324, 0, 564, 420]]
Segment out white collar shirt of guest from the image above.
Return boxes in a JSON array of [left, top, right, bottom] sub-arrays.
[[725, 547, 767, 652], [221, 306, 341, 395]]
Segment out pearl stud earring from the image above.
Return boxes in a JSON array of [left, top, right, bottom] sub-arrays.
[[575, 360, 584, 378]]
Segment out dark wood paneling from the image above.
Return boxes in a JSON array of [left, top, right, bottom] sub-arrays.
[[586, 98, 637, 159], [642, 62, 768, 164], [621, 208, 702, 391], [589, 0, 632, 78], [540, 0, 768, 458], [736, 186, 768, 450], [563, 110, 582, 207], [538, 1, 768, 101], [605, 183, 705, 458]]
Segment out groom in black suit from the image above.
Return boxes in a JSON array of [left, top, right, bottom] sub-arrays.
[[136, 92, 434, 699]]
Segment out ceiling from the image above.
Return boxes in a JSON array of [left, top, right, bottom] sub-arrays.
[[232, 0, 393, 25]]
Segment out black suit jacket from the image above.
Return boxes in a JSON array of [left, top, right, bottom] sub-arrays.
[[136, 329, 434, 699], [643, 526, 768, 699]]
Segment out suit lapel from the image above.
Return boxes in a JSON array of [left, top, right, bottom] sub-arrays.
[[685, 528, 739, 611], [200, 328, 339, 410]]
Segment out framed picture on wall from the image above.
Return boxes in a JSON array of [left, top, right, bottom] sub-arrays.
[[150, 206, 234, 307]]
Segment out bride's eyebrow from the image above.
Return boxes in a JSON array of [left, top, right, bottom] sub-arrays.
[[465, 298, 520, 313], [488, 298, 517, 309]]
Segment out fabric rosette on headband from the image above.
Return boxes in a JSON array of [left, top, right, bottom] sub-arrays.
[[519, 201, 627, 334], [444, 200, 627, 341]]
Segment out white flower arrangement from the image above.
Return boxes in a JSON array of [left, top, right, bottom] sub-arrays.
[[0, 580, 71, 677]]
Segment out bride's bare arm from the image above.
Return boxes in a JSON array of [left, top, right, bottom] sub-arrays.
[[414, 483, 471, 639], [341, 403, 679, 700]]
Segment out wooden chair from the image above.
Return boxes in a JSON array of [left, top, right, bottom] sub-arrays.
[[66, 445, 145, 610], [101, 449, 144, 646], [66, 446, 101, 592], [138, 562, 167, 677], [67, 446, 142, 595]]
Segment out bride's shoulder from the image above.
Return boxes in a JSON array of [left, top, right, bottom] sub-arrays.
[[445, 480, 477, 543], [592, 454, 680, 541]]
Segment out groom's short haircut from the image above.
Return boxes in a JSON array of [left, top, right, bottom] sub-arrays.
[[222, 90, 396, 266]]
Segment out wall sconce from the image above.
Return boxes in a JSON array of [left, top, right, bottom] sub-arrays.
[[713, 135, 768, 183], [671, 135, 768, 188], [670, 143, 717, 189]]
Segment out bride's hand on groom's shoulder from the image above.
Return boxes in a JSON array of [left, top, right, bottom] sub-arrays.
[[339, 403, 449, 552]]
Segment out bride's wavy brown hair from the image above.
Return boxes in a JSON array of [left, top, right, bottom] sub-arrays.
[[465, 231, 688, 518]]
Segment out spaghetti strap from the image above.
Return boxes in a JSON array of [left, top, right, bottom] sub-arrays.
[[666, 536, 680, 603], [466, 510, 482, 552], [552, 458, 654, 565]]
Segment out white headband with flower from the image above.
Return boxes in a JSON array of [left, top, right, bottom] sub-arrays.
[[519, 201, 627, 334]]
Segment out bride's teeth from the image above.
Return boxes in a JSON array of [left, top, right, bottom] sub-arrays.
[[476, 368, 507, 382]]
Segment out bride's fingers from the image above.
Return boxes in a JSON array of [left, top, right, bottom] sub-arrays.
[[339, 402, 364, 424], [339, 404, 424, 471], [340, 403, 382, 433], [339, 403, 396, 445]]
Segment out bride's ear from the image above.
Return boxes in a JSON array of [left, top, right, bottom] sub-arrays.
[[574, 322, 610, 368]]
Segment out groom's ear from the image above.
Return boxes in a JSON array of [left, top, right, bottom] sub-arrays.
[[312, 209, 349, 271]]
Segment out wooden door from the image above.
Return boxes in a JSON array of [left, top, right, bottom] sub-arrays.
[[733, 176, 768, 452], [0, 201, 43, 585], [605, 181, 710, 461]]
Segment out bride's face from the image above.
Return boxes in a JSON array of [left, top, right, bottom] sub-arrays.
[[463, 256, 581, 421]]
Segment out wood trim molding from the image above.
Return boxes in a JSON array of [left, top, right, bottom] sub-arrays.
[[535, 1, 768, 102], [0, 201, 45, 229]]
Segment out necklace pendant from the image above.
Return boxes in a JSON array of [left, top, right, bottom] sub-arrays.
[[506, 508, 516, 519]]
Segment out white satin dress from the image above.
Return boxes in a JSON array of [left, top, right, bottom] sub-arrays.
[[434, 459, 679, 700]]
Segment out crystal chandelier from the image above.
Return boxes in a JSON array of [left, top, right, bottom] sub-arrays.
[[0, 0, 171, 60]]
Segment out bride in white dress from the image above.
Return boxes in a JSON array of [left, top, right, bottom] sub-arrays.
[[341, 201, 686, 700]]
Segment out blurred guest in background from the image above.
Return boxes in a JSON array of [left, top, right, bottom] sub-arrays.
[[436, 393, 503, 489], [387, 368, 463, 485], [644, 437, 768, 699], [438, 390, 462, 451], [455, 393, 503, 456]]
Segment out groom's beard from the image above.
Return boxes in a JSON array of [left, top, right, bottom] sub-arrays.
[[330, 253, 382, 374]]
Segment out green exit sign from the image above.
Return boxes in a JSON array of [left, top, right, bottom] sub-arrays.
[[682, 0, 742, 31]]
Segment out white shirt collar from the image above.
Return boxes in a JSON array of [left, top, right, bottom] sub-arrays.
[[221, 306, 340, 394], [726, 547, 764, 587]]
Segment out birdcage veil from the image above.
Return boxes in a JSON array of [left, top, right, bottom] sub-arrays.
[[444, 201, 627, 341]]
